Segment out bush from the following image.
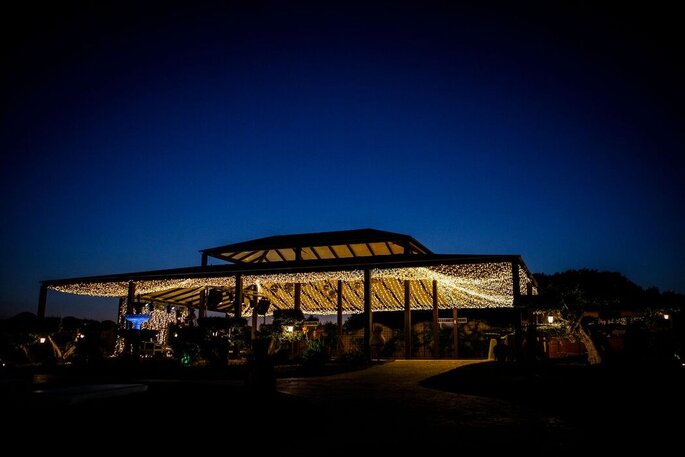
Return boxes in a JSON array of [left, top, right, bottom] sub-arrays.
[[273, 309, 304, 322], [339, 347, 369, 364], [303, 339, 328, 366], [178, 342, 200, 366]]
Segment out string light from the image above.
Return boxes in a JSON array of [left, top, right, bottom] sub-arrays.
[[242, 270, 364, 287], [141, 304, 188, 344], [518, 264, 537, 296], [113, 300, 189, 353], [51, 277, 237, 297], [51, 262, 527, 316], [113, 337, 125, 356]]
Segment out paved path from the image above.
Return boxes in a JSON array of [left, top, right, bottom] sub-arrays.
[[278, 360, 577, 454]]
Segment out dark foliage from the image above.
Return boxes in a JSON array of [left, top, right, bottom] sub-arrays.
[[534, 268, 685, 310], [302, 339, 328, 366], [344, 310, 437, 330], [272, 309, 304, 322], [198, 316, 231, 330], [0, 312, 61, 334]]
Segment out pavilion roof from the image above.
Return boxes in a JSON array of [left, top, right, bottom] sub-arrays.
[[44, 254, 538, 314], [42, 229, 538, 314], [200, 228, 432, 264]]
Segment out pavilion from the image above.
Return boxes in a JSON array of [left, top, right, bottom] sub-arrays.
[[39, 228, 537, 357]]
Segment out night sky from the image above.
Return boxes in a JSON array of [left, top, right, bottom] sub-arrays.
[[1, 1, 683, 320]]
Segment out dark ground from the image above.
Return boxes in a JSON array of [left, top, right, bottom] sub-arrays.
[[421, 360, 685, 454], [2, 359, 682, 454]]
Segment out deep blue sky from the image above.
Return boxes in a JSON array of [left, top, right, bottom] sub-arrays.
[[1, 1, 683, 320]]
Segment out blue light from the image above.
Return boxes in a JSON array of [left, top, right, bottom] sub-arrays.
[[124, 314, 151, 330]]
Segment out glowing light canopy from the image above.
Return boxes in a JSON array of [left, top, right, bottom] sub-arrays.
[[49, 264, 536, 315], [44, 229, 537, 316]]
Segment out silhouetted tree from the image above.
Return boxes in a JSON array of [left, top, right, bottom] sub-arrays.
[[534, 269, 684, 311]]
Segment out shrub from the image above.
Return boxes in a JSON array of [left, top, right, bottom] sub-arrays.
[[303, 339, 328, 366]]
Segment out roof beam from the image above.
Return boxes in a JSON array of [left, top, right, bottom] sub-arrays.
[[325, 279, 354, 309], [417, 279, 432, 306], [346, 244, 357, 258], [309, 281, 337, 308], [371, 282, 384, 307], [379, 278, 403, 307], [232, 250, 258, 262], [162, 290, 200, 303], [152, 288, 201, 301], [299, 283, 321, 311], [266, 283, 290, 309], [346, 280, 364, 304], [143, 296, 197, 308], [256, 250, 269, 263], [255, 286, 280, 310], [44, 255, 521, 287]]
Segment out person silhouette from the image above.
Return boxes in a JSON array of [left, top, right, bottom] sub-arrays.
[[370, 325, 386, 360]]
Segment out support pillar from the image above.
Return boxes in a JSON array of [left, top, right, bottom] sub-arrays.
[[37, 283, 47, 318], [512, 260, 523, 361], [123, 281, 136, 355], [512, 260, 521, 301], [251, 282, 261, 341], [432, 280, 439, 358], [513, 309, 523, 362], [452, 307, 459, 359], [234, 274, 243, 318], [118, 297, 126, 327], [294, 283, 301, 311], [201, 252, 208, 267], [404, 280, 411, 358], [363, 269, 372, 358], [294, 247, 302, 311], [337, 280, 343, 351], [251, 295, 258, 341], [126, 281, 136, 315], [198, 288, 207, 319], [233, 275, 244, 358]]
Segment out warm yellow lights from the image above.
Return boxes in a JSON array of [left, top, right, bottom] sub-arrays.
[[51, 277, 238, 297], [243, 270, 364, 287], [50, 262, 525, 315], [141, 305, 187, 343], [518, 264, 537, 296]]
